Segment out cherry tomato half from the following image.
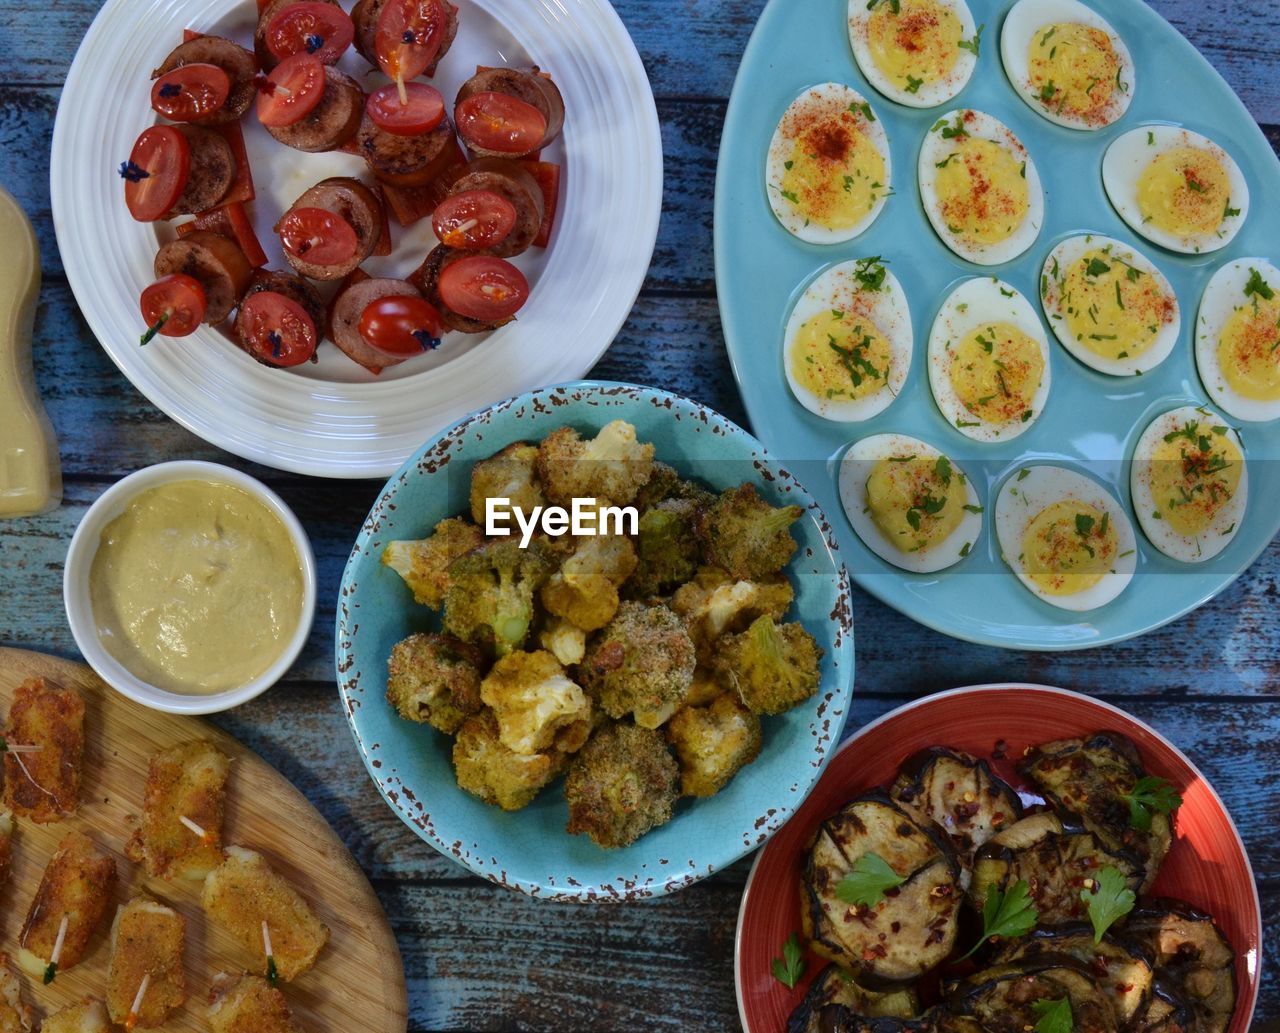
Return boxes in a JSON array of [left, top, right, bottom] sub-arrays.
[[140, 274, 207, 342], [150, 63, 232, 123], [256, 53, 327, 128], [122, 125, 192, 222], [238, 291, 318, 366], [454, 92, 547, 155], [432, 190, 517, 250], [266, 1, 355, 64], [438, 256, 528, 322], [358, 295, 445, 355], [367, 82, 445, 136], [278, 206, 360, 267], [374, 0, 446, 84]]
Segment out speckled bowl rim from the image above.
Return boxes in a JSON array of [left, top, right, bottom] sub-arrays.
[[335, 380, 856, 901]]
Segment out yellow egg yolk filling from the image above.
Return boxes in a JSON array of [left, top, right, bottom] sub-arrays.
[[865, 453, 966, 553], [791, 311, 893, 402], [867, 0, 963, 91], [1021, 499, 1117, 595], [1219, 293, 1280, 401], [779, 108, 886, 230], [1137, 145, 1231, 237], [949, 321, 1044, 424], [934, 136, 1030, 245], [1148, 421, 1242, 536], [1059, 248, 1173, 361], [1027, 22, 1120, 124]]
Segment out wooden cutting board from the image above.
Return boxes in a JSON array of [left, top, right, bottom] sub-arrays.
[[0, 648, 408, 1032]]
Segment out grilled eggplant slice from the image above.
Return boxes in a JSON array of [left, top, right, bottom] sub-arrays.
[[970, 812, 1143, 926], [1020, 732, 1173, 891], [1126, 901, 1235, 1033], [807, 1010, 939, 1033], [946, 955, 1120, 1032], [1129, 976, 1196, 1033], [890, 748, 1022, 882], [992, 924, 1152, 1023], [802, 795, 962, 986], [787, 966, 920, 1033]]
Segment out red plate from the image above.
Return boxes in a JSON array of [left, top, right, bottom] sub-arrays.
[[734, 684, 1261, 1033]]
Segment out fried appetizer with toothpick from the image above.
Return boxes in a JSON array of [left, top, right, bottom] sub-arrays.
[[3, 677, 84, 822], [126, 741, 229, 881], [208, 973, 302, 1033], [40, 999, 109, 1033], [17, 831, 117, 983], [0, 954, 33, 1033], [0, 811, 12, 887], [202, 847, 329, 982], [106, 897, 187, 1028]]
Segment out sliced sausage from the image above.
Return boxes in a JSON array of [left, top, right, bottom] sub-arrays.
[[255, 0, 346, 71], [152, 36, 256, 125], [438, 158, 544, 257], [240, 270, 327, 335], [153, 230, 253, 324], [276, 177, 383, 280], [264, 66, 364, 153], [356, 110, 457, 187], [330, 277, 424, 372], [454, 66, 564, 158], [351, 0, 459, 78], [169, 125, 236, 217]]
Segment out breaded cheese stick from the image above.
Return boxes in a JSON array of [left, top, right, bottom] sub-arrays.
[[208, 973, 302, 1033], [125, 741, 229, 881], [3, 677, 84, 822], [18, 831, 117, 983], [202, 847, 328, 982], [39, 999, 109, 1033], [0, 954, 32, 1033], [106, 897, 186, 1028]]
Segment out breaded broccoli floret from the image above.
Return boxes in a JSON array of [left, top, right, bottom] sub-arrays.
[[581, 602, 696, 729], [540, 534, 638, 632], [479, 650, 592, 756], [665, 694, 762, 797], [536, 420, 655, 507], [386, 632, 485, 735], [469, 442, 545, 525], [564, 723, 679, 848], [443, 539, 555, 657], [714, 615, 822, 716], [626, 499, 705, 599], [382, 517, 484, 608], [684, 667, 723, 708], [630, 462, 717, 513], [452, 710, 565, 811], [697, 484, 803, 580], [670, 566, 795, 653], [539, 616, 587, 666]]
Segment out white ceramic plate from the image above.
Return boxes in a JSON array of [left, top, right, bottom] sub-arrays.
[[51, 0, 661, 478]]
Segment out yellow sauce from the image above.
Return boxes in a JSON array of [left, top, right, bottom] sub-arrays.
[[779, 101, 885, 230], [1219, 294, 1280, 400], [1148, 422, 1242, 536], [949, 321, 1043, 423], [1137, 146, 1230, 237], [1021, 499, 1117, 595], [791, 310, 893, 401], [1060, 247, 1174, 361], [865, 454, 966, 553], [934, 135, 1029, 244], [90, 480, 304, 695], [1027, 22, 1120, 124], [867, 0, 963, 90]]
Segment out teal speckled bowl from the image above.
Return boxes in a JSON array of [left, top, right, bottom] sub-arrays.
[[336, 382, 854, 900]]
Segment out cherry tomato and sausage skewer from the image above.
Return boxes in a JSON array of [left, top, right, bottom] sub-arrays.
[[139, 231, 253, 343], [151, 35, 256, 125], [275, 177, 385, 280], [257, 53, 364, 153], [352, 0, 459, 89], [331, 277, 442, 372], [410, 246, 529, 333], [454, 67, 564, 160], [255, 0, 355, 70], [121, 125, 237, 222], [234, 271, 327, 367], [356, 86, 456, 187], [431, 157, 544, 256]]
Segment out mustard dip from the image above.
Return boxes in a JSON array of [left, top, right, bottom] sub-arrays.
[[89, 479, 304, 695]]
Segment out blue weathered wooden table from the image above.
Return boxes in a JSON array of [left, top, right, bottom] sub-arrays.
[[1, 0, 1276, 1028]]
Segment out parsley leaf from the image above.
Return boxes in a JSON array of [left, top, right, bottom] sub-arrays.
[[1084, 257, 1110, 277], [958, 24, 984, 56], [836, 852, 906, 908], [960, 880, 1038, 960], [1081, 866, 1135, 943], [1244, 268, 1275, 301], [1122, 775, 1182, 832], [1032, 997, 1074, 1033], [905, 74, 924, 94], [866, 0, 901, 10], [854, 256, 889, 292], [771, 933, 806, 989]]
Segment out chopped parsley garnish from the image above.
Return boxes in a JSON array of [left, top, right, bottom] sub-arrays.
[[1244, 268, 1275, 300], [1081, 866, 1135, 943], [854, 256, 889, 291], [851, 100, 877, 122], [771, 933, 806, 989], [1039, 80, 1058, 103], [1122, 775, 1182, 832], [836, 852, 906, 908], [866, 0, 901, 10], [905, 74, 924, 94], [958, 24, 984, 56], [1032, 997, 1074, 1033], [940, 114, 968, 139], [935, 455, 953, 486], [960, 880, 1038, 960], [1084, 257, 1110, 278]]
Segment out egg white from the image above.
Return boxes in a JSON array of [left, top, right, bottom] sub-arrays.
[[765, 83, 892, 245], [1194, 258, 1280, 422], [783, 260, 913, 422], [1039, 233, 1180, 376], [927, 277, 1051, 442], [995, 465, 1137, 610], [839, 433, 983, 573], [1000, 0, 1134, 131], [917, 109, 1044, 265], [1131, 405, 1247, 563], [1102, 125, 1249, 254], [847, 0, 978, 108]]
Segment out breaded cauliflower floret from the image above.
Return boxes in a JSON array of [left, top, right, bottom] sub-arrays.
[[480, 651, 592, 756], [382, 517, 484, 609], [631, 462, 717, 513], [627, 499, 705, 599], [670, 566, 795, 653], [386, 633, 485, 735], [540, 534, 638, 632], [452, 710, 564, 811], [697, 484, 803, 581], [714, 615, 822, 716], [443, 539, 555, 657], [536, 420, 655, 507], [469, 442, 545, 526], [581, 602, 696, 729], [564, 723, 679, 848], [684, 667, 723, 708], [539, 616, 587, 666], [665, 694, 762, 797]]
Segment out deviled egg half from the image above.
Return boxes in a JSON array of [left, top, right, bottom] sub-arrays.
[[928, 277, 1051, 442], [766, 83, 892, 244], [1040, 234, 1180, 376], [1195, 259, 1280, 422], [848, 0, 980, 108], [1131, 406, 1246, 563], [918, 109, 1044, 265], [1000, 0, 1134, 130], [1102, 126, 1249, 254], [995, 465, 1137, 610], [784, 257, 912, 422], [840, 433, 983, 573]]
